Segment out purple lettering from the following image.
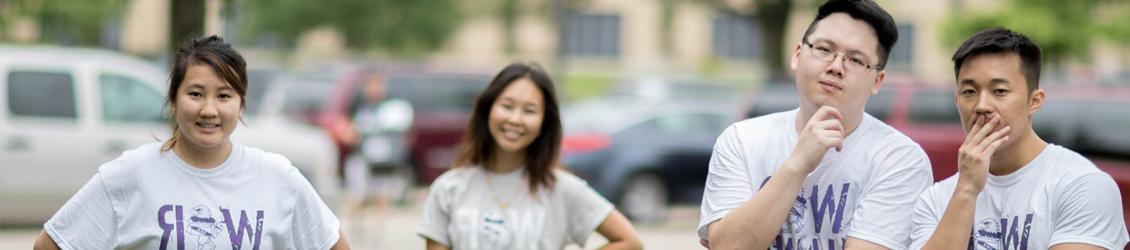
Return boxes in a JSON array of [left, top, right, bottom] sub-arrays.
[[157, 205, 185, 250], [222, 208, 265, 250], [810, 183, 851, 233]]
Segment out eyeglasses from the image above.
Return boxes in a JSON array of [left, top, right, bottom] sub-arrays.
[[802, 40, 884, 73]]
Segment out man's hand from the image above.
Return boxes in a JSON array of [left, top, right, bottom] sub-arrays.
[[788, 105, 845, 174], [956, 113, 1010, 195]]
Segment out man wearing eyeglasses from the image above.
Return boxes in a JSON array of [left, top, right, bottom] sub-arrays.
[[698, 0, 933, 249]]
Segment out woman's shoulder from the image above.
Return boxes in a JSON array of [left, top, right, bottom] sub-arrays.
[[425, 167, 481, 200], [96, 142, 166, 190], [551, 168, 593, 189], [238, 144, 304, 178], [99, 142, 163, 173], [432, 167, 479, 186], [239, 144, 293, 168]]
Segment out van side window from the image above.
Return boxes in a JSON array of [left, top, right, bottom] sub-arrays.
[[7, 71, 77, 119], [99, 74, 164, 123]]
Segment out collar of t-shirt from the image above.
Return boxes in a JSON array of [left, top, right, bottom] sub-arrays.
[[481, 166, 526, 188], [986, 144, 1054, 187], [165, 143, 245, 178], [479, 166, 526, 199]]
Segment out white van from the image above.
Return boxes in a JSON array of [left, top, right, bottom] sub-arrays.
[[0, 46, 339, 225]]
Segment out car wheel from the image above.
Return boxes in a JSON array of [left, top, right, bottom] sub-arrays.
[[618, 172, 667, 224]]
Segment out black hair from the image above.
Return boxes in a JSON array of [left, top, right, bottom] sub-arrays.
[[161, 35, 248, 152], [952, 27, 1043, 92], [801, 0, 899, 68]]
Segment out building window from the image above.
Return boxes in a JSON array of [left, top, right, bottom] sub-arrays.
[[563, 13, 621, 57], [887, 24, 915, 71], [712, 12, 761, 60]]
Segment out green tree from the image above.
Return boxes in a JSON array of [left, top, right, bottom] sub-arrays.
[[710, 0, 796, 83], [239, 0, 461, 55], [942, 0, 1130, 68], [1, 0, 127, 46]]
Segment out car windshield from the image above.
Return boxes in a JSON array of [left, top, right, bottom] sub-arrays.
[[562, 97, 649, 134], [609, 78, 741, 102], [279, 78, 336, 121], [245, 73, 336, 122], [386, 74, 488, 113], [243, 69, 281, 116]]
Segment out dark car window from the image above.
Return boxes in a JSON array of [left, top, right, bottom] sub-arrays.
[[8, 71, 77, 119], [656, 113, 727, 137], [387, 75, 488, 113], [1082, 100, 1130, 157], [614, 119, 661, 146], [746, 86, 798, 118], [99, 74, 164, 123], [908, 89, 959, 124], [244, 70, 281, 116], [865, 88, 893, 121], [281, 81, 335, 123]]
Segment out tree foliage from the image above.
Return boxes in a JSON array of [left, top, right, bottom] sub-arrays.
[[942, 0, 1130, 64], [239, 0, 461, 54], [1, 0, 127, 45], [710, 0, 796, 82]]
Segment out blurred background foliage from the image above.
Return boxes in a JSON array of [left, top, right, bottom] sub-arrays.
[[238, 0, 461, 55]]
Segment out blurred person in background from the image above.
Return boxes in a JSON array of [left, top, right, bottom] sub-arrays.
[[911, 28, 1128, 249], [698, 0, 933, 249], [342, 72, 414, 244], [33, 35, 349, 250], [416, 62, 642, 250]]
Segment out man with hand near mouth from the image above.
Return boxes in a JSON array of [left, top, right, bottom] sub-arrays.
[[911, 27, 1129, 250], [698, 0, 933, 249]]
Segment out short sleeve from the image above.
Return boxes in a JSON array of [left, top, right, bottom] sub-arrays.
[[44, 172, 117, 249], [417, 179, 453, 246], [909, 185, 943, 250], [697, 124, 753, 240], [846, 144, 933, 249], [287, 167, 342, 249], [560, 173, 614, 247], [1049, 173, 1130, 249]]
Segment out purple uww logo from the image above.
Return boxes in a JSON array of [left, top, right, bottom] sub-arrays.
[[970, 213, 1033, 250], [760, 177, 853, 250], [157, 204, 265, 250]]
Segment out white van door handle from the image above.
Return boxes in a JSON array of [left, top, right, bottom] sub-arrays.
[[5, 136, 29, 152]]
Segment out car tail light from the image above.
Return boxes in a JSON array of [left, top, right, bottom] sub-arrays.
[[562, 133, 611, 154]]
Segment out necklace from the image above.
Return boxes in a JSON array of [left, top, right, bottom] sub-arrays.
[[484, 170, 522, 209]]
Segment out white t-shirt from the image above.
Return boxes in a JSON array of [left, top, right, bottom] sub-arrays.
[[911, 144, 1130, 249], [44, 142, 341, 250], [417, 166, 614, 250], [698, 109, 934, 249]]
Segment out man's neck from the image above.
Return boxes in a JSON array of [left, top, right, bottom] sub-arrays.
[[989, 130, 1048, 176]]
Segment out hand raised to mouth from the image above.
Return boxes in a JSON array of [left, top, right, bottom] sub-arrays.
[[957, 113, 1011, 194]]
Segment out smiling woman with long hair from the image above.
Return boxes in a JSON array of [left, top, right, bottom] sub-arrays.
[[416, 61, 642, 250]]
